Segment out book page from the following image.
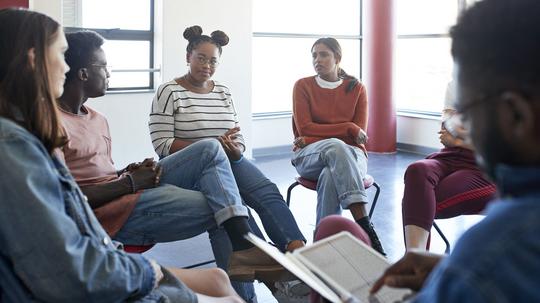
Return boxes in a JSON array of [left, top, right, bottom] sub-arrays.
[[295, 232, 412, 303], [244, 233, 342, 303]]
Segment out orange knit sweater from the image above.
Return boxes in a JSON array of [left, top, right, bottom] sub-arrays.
[[292, 76, 368, 153]]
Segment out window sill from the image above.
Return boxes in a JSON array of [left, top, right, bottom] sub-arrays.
[[252, 111, 292, 120], [397, 110, 441, 121], [106, 89, 156, 95]]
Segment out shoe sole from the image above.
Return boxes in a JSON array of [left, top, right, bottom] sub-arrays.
[[229, 265, 297, 282]]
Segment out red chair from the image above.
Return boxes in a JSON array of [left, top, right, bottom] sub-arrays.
[[285, 174, 381, 219], [430, 184, 497, 253]]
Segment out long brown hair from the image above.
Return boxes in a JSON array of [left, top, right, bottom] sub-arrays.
[[0, 8, 67, 153], [312, 37, 359, 93]]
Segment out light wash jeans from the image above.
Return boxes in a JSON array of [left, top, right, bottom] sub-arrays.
[[291, 138, 368, 224], [114, 139, 257, 302]]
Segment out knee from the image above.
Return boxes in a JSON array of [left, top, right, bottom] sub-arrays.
[[315, 215, 355, 240], [404, 161, 431, 182], [205, 268, 233, 295], [322, 139, 350, 160], [198, 139, 227, 161]]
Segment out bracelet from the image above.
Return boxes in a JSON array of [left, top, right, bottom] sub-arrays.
[[125, 173, 136, 194], [231, 154, 244, 164], [149, 259, 164, 289]]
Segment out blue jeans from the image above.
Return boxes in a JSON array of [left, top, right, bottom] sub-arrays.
[[231, 157, 306, 250], [114, 139, 257, 302], [291, 138, 368, 224]]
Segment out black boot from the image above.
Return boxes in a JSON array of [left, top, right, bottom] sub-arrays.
[[357, 217, 386, 256]]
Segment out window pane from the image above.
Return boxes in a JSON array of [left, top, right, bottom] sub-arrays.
[[102, 40, 150, 88], [396, 0, 458, 35], [253, 0, 360, 36], [252, 37, 360, 113], [395, 38, 453, 113], [81, 0, 150, 30]]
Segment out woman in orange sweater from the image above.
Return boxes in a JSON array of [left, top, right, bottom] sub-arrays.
[[291, 37, 385, 255]]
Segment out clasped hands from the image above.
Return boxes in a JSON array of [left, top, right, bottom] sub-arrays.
[[120, 158, 162, 191], [293, 128, 368, 149]]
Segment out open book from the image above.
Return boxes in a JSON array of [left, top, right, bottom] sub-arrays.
[[245, 232, 413, 303]]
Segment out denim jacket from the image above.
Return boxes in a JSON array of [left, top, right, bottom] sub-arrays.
[[414, 165, 540, 302], [0, 117, 155, 302]]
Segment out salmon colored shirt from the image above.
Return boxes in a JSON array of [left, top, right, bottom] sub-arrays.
[[59, 106, 140, 237], [292, 76, 368, 153]]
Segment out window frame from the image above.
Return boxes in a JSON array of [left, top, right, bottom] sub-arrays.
[[251, 0, 363, 117], [395, 0, 467, 115], [63, 0, 157, 92]]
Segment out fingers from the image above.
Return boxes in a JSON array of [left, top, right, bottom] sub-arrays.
[[224, 127, 240, 136]]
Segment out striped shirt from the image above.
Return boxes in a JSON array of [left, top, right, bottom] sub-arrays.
[[149, 80, 244, 157]]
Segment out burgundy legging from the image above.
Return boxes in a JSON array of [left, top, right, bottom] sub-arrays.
[[311, 215, 371, 303], [402, 147, 496, 231]]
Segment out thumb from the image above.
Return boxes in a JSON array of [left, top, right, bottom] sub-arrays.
[[384, 274, 423, 291]]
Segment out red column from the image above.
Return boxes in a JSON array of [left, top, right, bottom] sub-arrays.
[[0, 0, 29, 8], [365, 0, 396, 153]]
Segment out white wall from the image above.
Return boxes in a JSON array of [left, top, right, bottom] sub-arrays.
[[33, 0, 253, 168]]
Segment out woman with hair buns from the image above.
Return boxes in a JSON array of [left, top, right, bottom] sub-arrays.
[[291, 37, 386, 256], [149, 24, 307, 291]]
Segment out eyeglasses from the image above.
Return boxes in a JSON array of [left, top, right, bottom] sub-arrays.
[[194, 56, 219, 67], [89, 63, 113, 72]]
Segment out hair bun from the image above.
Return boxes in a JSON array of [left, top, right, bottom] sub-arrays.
[[183, 25, 203, 42], [211, 30, 229, 47]]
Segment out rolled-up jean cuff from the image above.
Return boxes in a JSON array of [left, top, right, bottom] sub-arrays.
[[340, 191, 369, 209], [214, 205, 250, 226]]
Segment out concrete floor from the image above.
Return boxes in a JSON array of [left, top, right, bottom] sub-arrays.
[[143, 151, 484, 303]]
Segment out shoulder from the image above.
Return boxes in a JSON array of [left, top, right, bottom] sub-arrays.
[[430, 198, 540, 300], [213, 80, 231, 94], [156, 80, 182, 98], [294, 76, 316, 88], [0, 117, 38, 142]]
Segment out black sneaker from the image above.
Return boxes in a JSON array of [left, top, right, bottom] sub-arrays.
[[358, 220, 386, 256]]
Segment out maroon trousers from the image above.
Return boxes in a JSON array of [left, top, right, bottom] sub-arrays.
[[401, 147, 496, 231]]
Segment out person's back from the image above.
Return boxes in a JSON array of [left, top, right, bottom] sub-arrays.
[[370, 0, 540, 301]]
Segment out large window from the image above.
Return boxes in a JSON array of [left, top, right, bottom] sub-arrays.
[[395, 0, 464, 114], [63, 0, 156, 91], [252, 0, 362, 115]]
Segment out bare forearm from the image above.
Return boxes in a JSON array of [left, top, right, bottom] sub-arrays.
[[80, 178, 133, 209]]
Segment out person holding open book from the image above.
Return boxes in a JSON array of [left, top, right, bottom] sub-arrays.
[[291, 37, 385, 256]]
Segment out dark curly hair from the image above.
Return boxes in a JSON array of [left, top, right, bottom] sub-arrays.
[[183, 25, 229, 55], [312, 37, 359, 94], [451, 0, 540, 97], [64, 30, 105, 82]]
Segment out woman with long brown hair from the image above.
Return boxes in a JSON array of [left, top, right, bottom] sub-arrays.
[[0, 8, 243, 302], [291, 37, 385, 255]]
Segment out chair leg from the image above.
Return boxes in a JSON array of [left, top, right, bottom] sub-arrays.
[[286, 181, 300, 207], [432, 222, 450, 254], [368, 182, 381, 219], [183, 259, 216, 269]]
